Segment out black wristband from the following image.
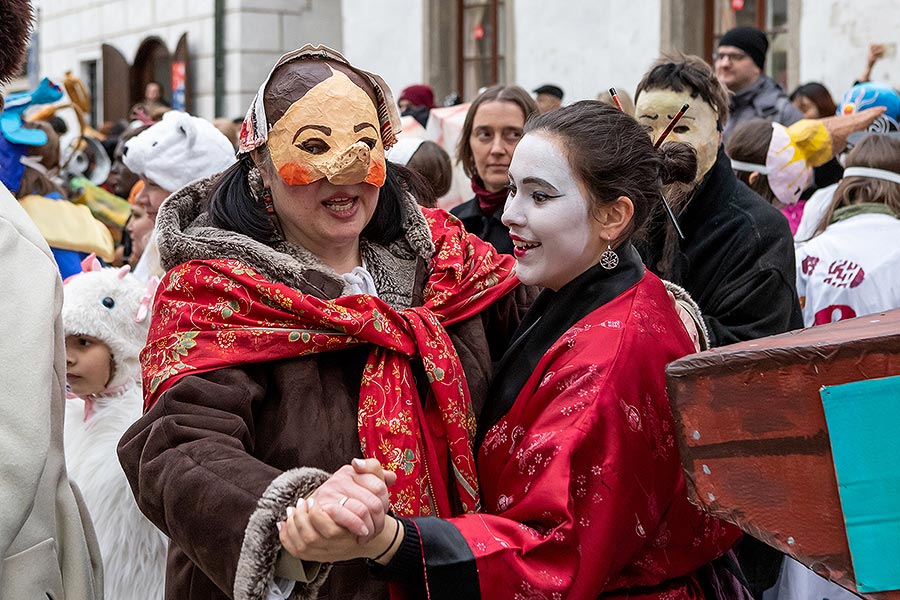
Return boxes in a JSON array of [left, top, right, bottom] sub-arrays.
[[370, 516, 401, 562]]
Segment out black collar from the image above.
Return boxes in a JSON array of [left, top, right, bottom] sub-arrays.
[[475, 243, 645, 450]]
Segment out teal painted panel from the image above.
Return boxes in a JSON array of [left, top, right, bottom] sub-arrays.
[[822, 375, 900, 593]]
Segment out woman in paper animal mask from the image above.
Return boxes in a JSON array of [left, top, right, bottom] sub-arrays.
[[117, 46, 528, 600]]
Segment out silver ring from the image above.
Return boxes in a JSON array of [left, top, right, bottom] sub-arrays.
[[339, 496, 349, 507]]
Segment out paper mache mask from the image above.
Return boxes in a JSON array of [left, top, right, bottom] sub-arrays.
[[238, 45, 401, 189], [731, 107, 886, 205]]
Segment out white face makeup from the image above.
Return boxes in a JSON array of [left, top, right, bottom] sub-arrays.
[[501, 133, 607, 291], [635, 88, 721, 183]]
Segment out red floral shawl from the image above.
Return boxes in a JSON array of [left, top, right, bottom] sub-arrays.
[[141, 209, 518, 517]]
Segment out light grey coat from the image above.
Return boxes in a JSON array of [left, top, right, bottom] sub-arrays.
[[0, 184, 103, 599]]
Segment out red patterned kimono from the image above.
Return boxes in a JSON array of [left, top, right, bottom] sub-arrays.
[[408, 246, 741, 600]]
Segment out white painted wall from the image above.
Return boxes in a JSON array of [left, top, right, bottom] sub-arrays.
[[799, 0, 899, 104], [512, 0, 662, 105], [27, 0, 899, 125], [35, 0, 217, 118], [32, 0, 343, 121], [340, 0, 425, 99], [224, 0, 343, 119]]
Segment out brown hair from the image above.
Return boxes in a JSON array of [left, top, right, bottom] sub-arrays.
[[790, 83, 837, 119], [525, 100, 697, 244], [456, 85, 538, 179], [813, 134, 900, 236], [726, 118, 777, 204], [406, 140, 452, 203], [636, 54, 730, 132]]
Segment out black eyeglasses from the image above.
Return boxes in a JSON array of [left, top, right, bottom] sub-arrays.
[[714, 51, 749, 63]]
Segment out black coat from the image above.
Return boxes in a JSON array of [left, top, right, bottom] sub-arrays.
[[450, 198, 514, 255], [636, 147, 804, 347]]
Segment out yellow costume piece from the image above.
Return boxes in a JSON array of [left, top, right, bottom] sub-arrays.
[[19, 195, 115, 262], [70, 177, 131, 231], [781, 120, 833, 168]]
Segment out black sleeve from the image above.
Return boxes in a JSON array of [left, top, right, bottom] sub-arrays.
[[370, 518, 424, 587], [703, 267, 803, 347], [371, 517, 480, 600]]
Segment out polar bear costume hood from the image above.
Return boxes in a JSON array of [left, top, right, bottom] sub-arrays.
[[122, 110, 236, 193], [62, 259, 152, 390]]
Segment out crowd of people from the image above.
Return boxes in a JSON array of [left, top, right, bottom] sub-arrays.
[[2, 0, 899, 596]]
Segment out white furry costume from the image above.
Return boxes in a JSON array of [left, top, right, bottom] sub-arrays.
[[62, 261, 167, 600]]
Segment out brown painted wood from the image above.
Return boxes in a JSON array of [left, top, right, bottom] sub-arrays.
[[101, 44, 131, 123], [667, 309, 900, 599]]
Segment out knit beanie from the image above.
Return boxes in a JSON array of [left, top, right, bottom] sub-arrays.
[[62, 262, 152, 390], [123, 110, 236, 193], [718, 26, 768, 69], [399, 85, 437, 109]]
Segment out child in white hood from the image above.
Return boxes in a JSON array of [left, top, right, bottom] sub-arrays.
[[63, 256, 166, 600]]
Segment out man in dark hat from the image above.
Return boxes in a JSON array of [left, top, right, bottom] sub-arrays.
[[715, 26, 802, 141], [533, 84, 564, 113]]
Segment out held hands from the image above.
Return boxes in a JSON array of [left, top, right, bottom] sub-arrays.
[[278, 458, 400, 563]]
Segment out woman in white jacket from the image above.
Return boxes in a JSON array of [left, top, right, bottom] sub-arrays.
[[795, 133, 900, 327]]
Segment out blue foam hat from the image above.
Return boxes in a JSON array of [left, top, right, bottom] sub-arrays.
[[0, 77, 64, 146], [838, 82, 900, 133]]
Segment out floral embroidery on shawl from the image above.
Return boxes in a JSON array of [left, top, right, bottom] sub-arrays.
[[141, 209, 518, 517]]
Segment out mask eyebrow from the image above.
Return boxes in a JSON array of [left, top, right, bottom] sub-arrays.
[[293, 124, 332, 143], [354, 122, 377, 133]]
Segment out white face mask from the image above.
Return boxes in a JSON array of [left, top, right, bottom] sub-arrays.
[[635, 88, 721, 183], [501, 133, 608, 291]]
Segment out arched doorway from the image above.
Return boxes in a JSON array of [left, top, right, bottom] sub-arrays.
[[131, 37, 172, 108]]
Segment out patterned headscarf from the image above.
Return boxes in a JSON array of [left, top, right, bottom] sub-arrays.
[[238, 44, 401, 154]]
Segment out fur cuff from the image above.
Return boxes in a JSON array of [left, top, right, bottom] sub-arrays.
[[234, 467, 331, 600], [662, 280, 711, 352]]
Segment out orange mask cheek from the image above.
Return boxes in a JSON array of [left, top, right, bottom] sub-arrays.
[[278, 162, 316, 186], [365, 157, 386, 187]]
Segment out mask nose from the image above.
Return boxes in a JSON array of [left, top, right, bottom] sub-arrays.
[[324, 141, 371, 185]]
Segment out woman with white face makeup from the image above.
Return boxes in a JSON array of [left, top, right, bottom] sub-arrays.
[[117, 46, 529, 600], [278, 102, 749, 600]]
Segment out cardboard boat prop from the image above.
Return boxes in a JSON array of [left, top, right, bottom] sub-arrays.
[[666, 309, 900, 599]]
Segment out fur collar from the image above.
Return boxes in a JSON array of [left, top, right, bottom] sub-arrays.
[[156, 176, 435, 308]]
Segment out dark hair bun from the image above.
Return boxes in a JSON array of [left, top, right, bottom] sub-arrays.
[[658, 141, 697, 185]]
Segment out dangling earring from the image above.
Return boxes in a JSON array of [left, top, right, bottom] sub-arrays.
[[262, 187, 275, 214], [599, 239, 619, 270], [261, 186, 286, 240]]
